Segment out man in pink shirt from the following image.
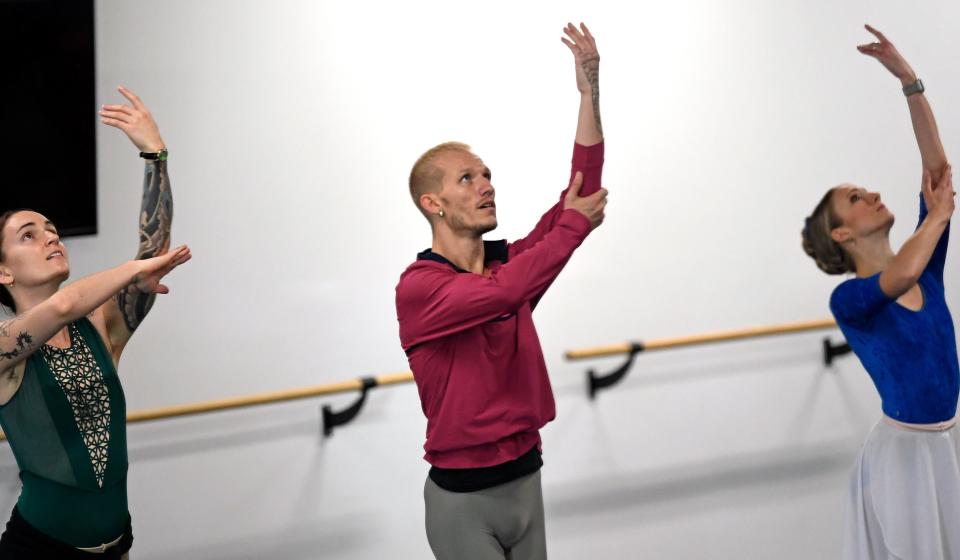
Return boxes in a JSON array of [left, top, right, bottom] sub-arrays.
[[396, 23, 606, 560]]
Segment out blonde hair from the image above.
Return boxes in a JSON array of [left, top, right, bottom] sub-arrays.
[[408, 142, 472, 218]]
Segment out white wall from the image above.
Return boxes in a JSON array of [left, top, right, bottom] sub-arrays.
[[2, 0, 958, 557]]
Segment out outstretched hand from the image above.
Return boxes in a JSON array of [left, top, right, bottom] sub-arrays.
[[856, 24, 917, 85], [132, 245, 192, 295], [561, 22, 600, 95], [99, 86, 165, 153], [564, 171, 607, 230]]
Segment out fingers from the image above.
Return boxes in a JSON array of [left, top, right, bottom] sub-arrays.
[[168, 245, 192, 266], [587, 188, 608, 226], [563, 23, 587, 51], [937, 165, 954, 195], [169, 253, 191, 268], [588, 187, 609, 202], [118, 86, 146, 111], [101, 104, 135, 115], [564, 22, 584, 42], [567, 171, 584, 198], [562, 31, 582, 56], [856, 43, 882, 56], [922, 169, 933, 198], [938, 164, 953, 184], [154, 245, 191, 268], [100, 117, 127, 129], [153, 284, 170, 295], [864, 24, 888, 44], [156, 248, 191, 282], [580, 23, 597, 50], [176, 246, 192, 262], [99, 109, 131, 123]]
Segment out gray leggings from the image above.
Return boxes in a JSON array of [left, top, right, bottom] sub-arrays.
[[424, 470, 547, 560]]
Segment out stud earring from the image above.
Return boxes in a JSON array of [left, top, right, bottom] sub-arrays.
[[439, 209, 445, 218]]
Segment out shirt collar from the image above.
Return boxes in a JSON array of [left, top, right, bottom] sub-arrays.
[[416, 240, 508, 272]]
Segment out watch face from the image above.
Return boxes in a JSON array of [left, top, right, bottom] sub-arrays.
[[157, 149, 168, 161]]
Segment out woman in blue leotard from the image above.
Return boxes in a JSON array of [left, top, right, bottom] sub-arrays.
[[801, 26, 958, 559]]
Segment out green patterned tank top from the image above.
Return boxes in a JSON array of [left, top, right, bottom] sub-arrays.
[[0, 318, 129, 547]]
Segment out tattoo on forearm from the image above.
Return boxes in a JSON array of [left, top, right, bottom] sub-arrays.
[[0, 331, 34, 362], [116, 161, 173, 332], [581, 54, 602, 135]]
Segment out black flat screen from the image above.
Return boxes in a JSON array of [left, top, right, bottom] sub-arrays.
[[0, 0, 96, 236]]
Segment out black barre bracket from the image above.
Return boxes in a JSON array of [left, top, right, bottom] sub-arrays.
[[823, 337, 852, 366], [322, 376, 378, 437], [587, 342, 645, 399]]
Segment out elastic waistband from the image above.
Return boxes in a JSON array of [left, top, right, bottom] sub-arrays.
[[425, 431, 542, 469], [75, 531, 124, 553], [883, 414, 957, 432]]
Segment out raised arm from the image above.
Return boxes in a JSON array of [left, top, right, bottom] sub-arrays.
[[879, 168, 954, 297], [858, 25, 952, 287], [98, 87, 173, 356], [858, 25, 948, 181], [400, 177, 605, 349], [563, 22, 603, 147], [509, 24, 606, 258], [0, 247, 191, 387]]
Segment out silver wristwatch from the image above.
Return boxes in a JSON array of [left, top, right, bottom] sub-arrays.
[[902, 78, 924, 97]]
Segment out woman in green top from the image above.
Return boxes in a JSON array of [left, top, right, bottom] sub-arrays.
[[0, 87, 190, 559]]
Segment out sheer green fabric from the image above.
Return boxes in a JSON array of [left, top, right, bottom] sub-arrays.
[[0, 318, 128, 547]]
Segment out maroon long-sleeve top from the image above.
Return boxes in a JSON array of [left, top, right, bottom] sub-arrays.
[[396, 141, 604, 468]]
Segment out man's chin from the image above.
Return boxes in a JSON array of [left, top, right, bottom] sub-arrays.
[[477, 221, 498, 236]]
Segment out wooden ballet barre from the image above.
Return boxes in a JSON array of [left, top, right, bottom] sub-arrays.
[[0, 319, 853, 442], [0, 371, 415, 442], [127, 371, 414, 425], [565, 318, 840, 360], [566, 318, 852, 399]]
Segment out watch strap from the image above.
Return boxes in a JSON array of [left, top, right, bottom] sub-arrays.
[[902, 78, 924, 97], [139, 148, 168, 161]]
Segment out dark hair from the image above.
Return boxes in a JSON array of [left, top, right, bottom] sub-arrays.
[[0, 209, 32, 313], [801, 189, 855, 275]]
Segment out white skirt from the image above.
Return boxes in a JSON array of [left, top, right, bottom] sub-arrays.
[[844, 419, 960, 559]]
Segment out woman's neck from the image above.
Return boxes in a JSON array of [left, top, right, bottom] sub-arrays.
[[852, 234, 897, 278], [9, 283, 60, 316]]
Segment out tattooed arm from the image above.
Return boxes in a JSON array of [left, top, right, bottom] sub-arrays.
[[508, 25, 607, 258], [0, 249, 191, 396], [562, 22, 603, 145], [97, 87, 173, 359], [115, 159, 172, 333]]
